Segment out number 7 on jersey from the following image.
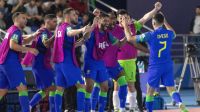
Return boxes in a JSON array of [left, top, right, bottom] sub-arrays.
[[158, 41, 167, 58]]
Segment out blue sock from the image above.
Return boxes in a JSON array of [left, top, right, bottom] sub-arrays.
[[145, 95, 154, 112], [119, 85, 127, 108], [117, 76, 127, 108], [85, 92, 91, 112], [49, 91, 55, 112], [77, 88, 85, 111], [55, 90, 63, 112], [171, 91, 182, 103], [30, 90, 46, 107], [19, 90, 29, 112], [91, 83, 100, 110], [98, 91, 107, 112]]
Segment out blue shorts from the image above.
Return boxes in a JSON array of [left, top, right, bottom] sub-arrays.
[[147, 62, 175, 88], [84, 65, 109, 83], [106, 63, 123, 80], [32, 67, 55, 89], [54, 63, 84, 88], [0, 62, 26, 89]]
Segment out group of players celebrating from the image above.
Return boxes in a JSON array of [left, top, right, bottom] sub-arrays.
[[0, 1, 189, 112]]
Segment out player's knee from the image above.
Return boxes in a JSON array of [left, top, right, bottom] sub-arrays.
[[16, 83, 27, 91], [100, 85, 109, 92], [0, 89, 8, 96], [114, 81, 119, 91], [56, 86, 64, 92], [127, 82, 136, 92], [117, 76, 127, 86]]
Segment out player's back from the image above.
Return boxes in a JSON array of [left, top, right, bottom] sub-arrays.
[[148, 27, 175, 65]]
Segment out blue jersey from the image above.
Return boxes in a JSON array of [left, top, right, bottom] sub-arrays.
[[84, 31, 118, 69], [63, 26, 75, 65], [33, 31, 52, 68], [5, 30, 22, 64], [136, 27, 175, 65]]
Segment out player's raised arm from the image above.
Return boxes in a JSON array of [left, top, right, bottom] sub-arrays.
[[163, 15, 176, 37], [121, 16, 137, 44], [138, 2, 162, 25]]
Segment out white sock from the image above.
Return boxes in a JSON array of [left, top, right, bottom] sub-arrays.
[[91, 110, 96, 112], [126, 92, 130, 108], [113, 91, 120, 110], [128, 92, 137, 109], [120, 108, 125, 112]]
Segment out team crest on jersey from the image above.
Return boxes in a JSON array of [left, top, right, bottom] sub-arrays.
[[86, 70, 91, 74]]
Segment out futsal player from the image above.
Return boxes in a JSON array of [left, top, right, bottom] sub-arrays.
[[0, 12, 40, 112], [122, 12, 188, 112], [114, 2, 162, 111], [52, 8, 91, 112], [22, 14, 57, 112]]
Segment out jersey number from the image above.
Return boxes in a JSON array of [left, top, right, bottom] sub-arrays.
[[158, 41, 166, 58]]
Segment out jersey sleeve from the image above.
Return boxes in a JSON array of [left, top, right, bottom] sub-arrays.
[[108, 33, 119, 45], [134, 21, 143, 32], [10, 30, 21, 43], [135, 32, 151, 43]]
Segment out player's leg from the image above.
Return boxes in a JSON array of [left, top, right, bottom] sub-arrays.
[[16, 84, 29, 112], [145, 84, 155, 112], [145, 66, 162, 112], [0, 71, 8, 101], [0, 89, 8, 101], [99, 80, 109, 112], [54, 64, 66, 112], [91, 83, 100, 111], [116, 71, 127, 112], [118, 60, 137, 111], [162, 63, 188, 112], [75, 81, 86, 112], [55, 86, 64, 112], [29, 73, 46, 109], [113, 81, 120, 111], [166, 87, 188, 112], [85, 78, 95, 112]]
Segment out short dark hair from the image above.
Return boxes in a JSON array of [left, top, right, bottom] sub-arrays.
[[63, 8, 75, 16], [116, 9, 128, 16], [44, 14, 56, 21], [99, 13, 109, 19], [153, 13, 164, 24], [12, 12, 25, 21], [108, 12, 116, 19], [196, 5, 200, 9]]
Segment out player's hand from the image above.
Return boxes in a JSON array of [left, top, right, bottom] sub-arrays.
[[93, 17, 99, 26], [154, 2, 162, 11], [28, 48, 39, 56], [32, 28, 44, 37], [82, 25, 92, 33], [93, 8, 101, 17], [121, 16, 128, 28], [159, 12, 167, 23]]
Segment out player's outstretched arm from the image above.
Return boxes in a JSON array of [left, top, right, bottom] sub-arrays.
[[138, 2, 162, 25], [67, 26, 87, 37], [22, 29, 43, 45]]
